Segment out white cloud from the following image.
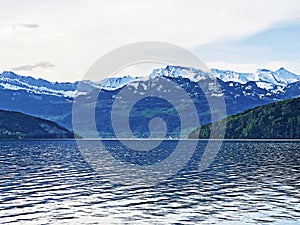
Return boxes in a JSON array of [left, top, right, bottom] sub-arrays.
[[0, 0, 300, 81], [12, 61, 55, 71], [12, 23, 39, 29]]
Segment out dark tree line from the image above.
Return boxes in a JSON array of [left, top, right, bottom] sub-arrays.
[[189, 97, 300, 139]]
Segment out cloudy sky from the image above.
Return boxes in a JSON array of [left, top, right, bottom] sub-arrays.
[[1, 0, 300, 81]]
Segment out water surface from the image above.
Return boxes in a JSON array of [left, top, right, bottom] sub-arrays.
[[0, 140, 299, 224]]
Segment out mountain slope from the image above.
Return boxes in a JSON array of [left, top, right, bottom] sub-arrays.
[[0, 110, 75, 139], [189, 97, 300, 139]]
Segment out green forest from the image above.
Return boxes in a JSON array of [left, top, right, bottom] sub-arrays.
[[189, 97, 300, 139], [0, 110, 75, 139]]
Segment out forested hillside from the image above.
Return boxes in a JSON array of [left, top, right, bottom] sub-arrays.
[[189, 97, 300, 139], [0, 110, 75, 139]]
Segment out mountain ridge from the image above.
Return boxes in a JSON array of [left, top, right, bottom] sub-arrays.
[[97, 66, 300, 91], [1, 66, 300, 94]]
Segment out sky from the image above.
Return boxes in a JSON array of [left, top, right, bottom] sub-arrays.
[[1, 0, 300, 82]]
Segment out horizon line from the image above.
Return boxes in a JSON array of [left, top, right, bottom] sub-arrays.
[[2, 138, 300, 141]]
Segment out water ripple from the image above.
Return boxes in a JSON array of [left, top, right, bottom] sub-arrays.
[[0, 140, 299, 224]]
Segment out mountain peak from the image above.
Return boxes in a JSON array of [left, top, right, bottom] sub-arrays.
[[97, 75, 139, 90], [2, 71, 15, 74], [277, 67, 288, 72], [275, 67, 294, 74], [1, 71, 18, 78]]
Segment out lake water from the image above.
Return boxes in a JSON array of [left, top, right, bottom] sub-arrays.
[[0, 140, 299, 224]]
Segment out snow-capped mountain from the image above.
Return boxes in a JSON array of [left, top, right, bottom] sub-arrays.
[[0, 71, 78, 98], [97, 75, 140, 90], [0, 71, 104, 98], [210, 67, 300, 91], [0, 66, 299, 137], [1, 66, 299, 94], [149, 66, 213, 82], [90, 66, 300, 93]]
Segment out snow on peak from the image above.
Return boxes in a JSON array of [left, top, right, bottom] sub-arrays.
[[209, 67, 300, 90], [80, 66, 300, 91], [210, 69, 252, 84], [1, 71, 19, 79], [1, 66, 300, 95], [253, 68, 300, 86], [97, 65, 210, 90], [0, 71, 79, 98], [274, 67, 300, 84], [276, 67, 287, 72], [149, 65, 211, 82], [97, 75, 139, 90]]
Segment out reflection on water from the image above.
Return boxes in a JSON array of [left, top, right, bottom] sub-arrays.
[[0, 140, 299, 224]]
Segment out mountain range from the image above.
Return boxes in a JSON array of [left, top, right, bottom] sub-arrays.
[[98, 66, 300, 91], [0, 66, 299, 138]]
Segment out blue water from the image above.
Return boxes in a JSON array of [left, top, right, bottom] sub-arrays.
[[0, 140, 299, 224]]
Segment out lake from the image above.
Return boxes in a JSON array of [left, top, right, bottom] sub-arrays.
[[0, 140, 299, 224]]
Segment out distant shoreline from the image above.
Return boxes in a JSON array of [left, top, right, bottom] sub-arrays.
[[1, 138, 300, 142]]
